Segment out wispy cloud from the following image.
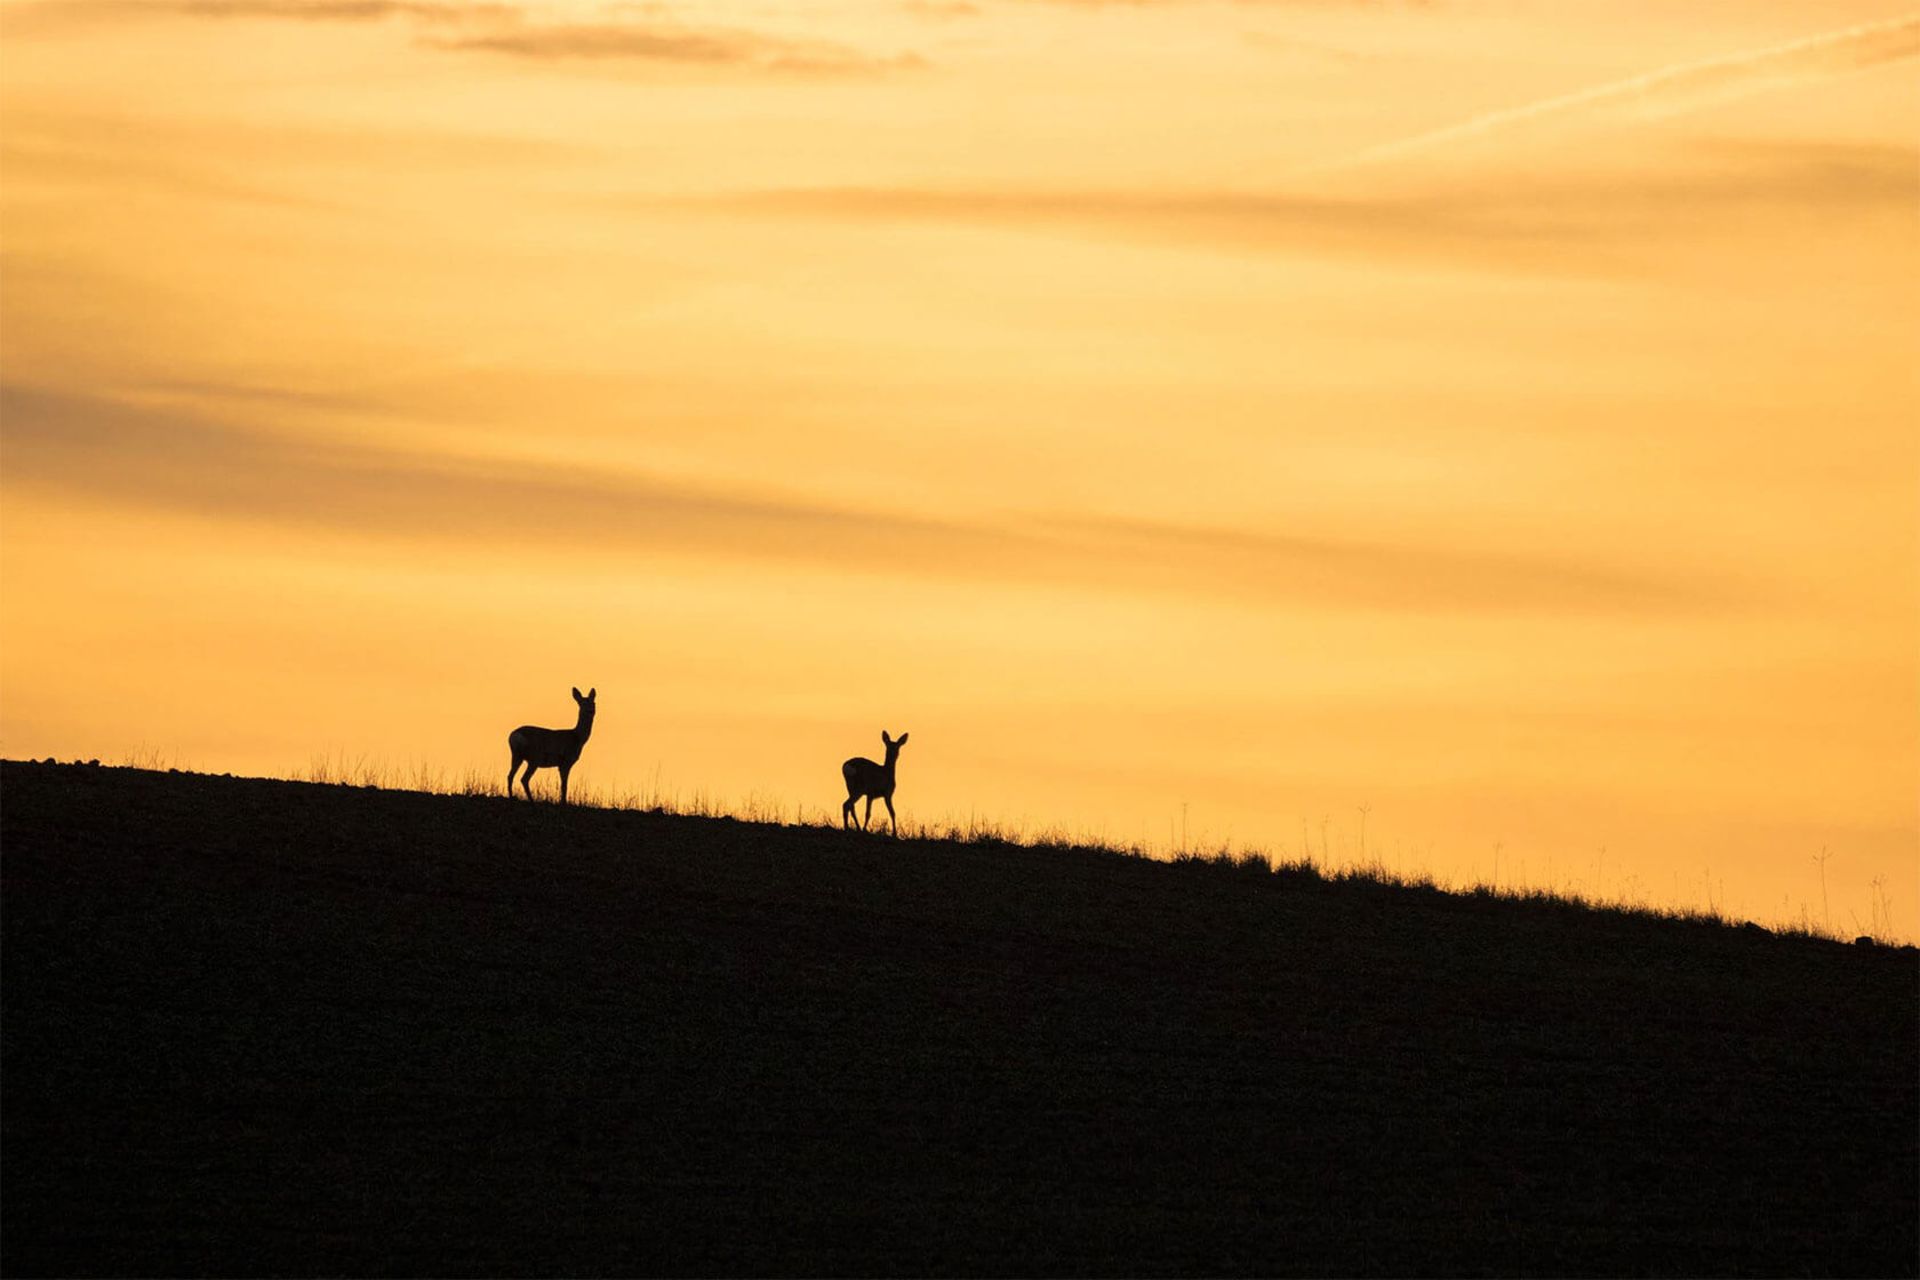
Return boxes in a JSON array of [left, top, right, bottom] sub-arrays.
[[158, 0, 484, 18], [430, 23, 926, 74], [665, 143, 1915, 269], [1321, 13, 1920, 172], [6, 0, 924, 74], [2, 383, 1738, 615], [2, 0, 505, 28]]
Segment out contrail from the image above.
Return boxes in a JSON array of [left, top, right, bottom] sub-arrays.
[[1315, 13, 1920, 173]]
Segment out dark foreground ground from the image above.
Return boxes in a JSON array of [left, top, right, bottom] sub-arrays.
[[3, 762, 1915, 1277]]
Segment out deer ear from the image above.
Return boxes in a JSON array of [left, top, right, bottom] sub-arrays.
[[572, 687, 583, 700], [881, 730, 892, 746], [896, 732, 908, 745], [587, 688, 596, 700]]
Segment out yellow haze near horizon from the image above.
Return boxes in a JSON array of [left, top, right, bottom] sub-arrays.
[[1, 0, 1914, 937]]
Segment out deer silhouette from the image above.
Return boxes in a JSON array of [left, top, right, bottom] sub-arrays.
[[507, 686, 595, 803], [842, 729, 908, 835]]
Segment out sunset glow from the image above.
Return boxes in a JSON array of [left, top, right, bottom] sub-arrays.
[[3, 0, 1915, 935]]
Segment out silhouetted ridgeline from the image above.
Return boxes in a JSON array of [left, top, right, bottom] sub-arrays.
[[3, 761, 1915, 1277]]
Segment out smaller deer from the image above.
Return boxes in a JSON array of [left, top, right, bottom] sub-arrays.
[[842, 729, 908, 835], [508, 686, 596, 803]]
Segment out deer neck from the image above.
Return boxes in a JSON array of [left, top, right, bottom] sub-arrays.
[[575, 710, 595, 744]]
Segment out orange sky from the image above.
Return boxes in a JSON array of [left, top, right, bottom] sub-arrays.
[[2, 0, 1915, 937]]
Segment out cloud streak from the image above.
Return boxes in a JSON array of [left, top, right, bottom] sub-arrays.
[[1322, 13, 1920, 171], [430, 24, 925, 74], [2, 0, 503, 28], [667, 143, 1915, 270], [148, 0, 480, 18], [2, 383, 1739, 616], [6, 0, 923, 74]]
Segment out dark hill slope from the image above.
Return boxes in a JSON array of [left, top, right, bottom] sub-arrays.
[[3, 761, 1914, 1276]]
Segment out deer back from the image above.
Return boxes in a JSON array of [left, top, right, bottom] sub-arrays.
[[512, 724, 584, 767], [842, 755, 892, 797]]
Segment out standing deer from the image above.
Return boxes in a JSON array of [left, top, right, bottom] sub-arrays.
[[508, 686, 596, 803], [842, 729, 908, 835]]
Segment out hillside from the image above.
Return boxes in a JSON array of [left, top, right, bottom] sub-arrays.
[[3, 760, 1914, 1276]]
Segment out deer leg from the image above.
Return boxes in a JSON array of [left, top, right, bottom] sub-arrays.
[[863, 796, 874, 830], [842, 796, 856, 829], [509, 757, 521, 798], [520, 763, 537, 800], [884, 795, 897, 837], [559, 764, 571, 805]]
